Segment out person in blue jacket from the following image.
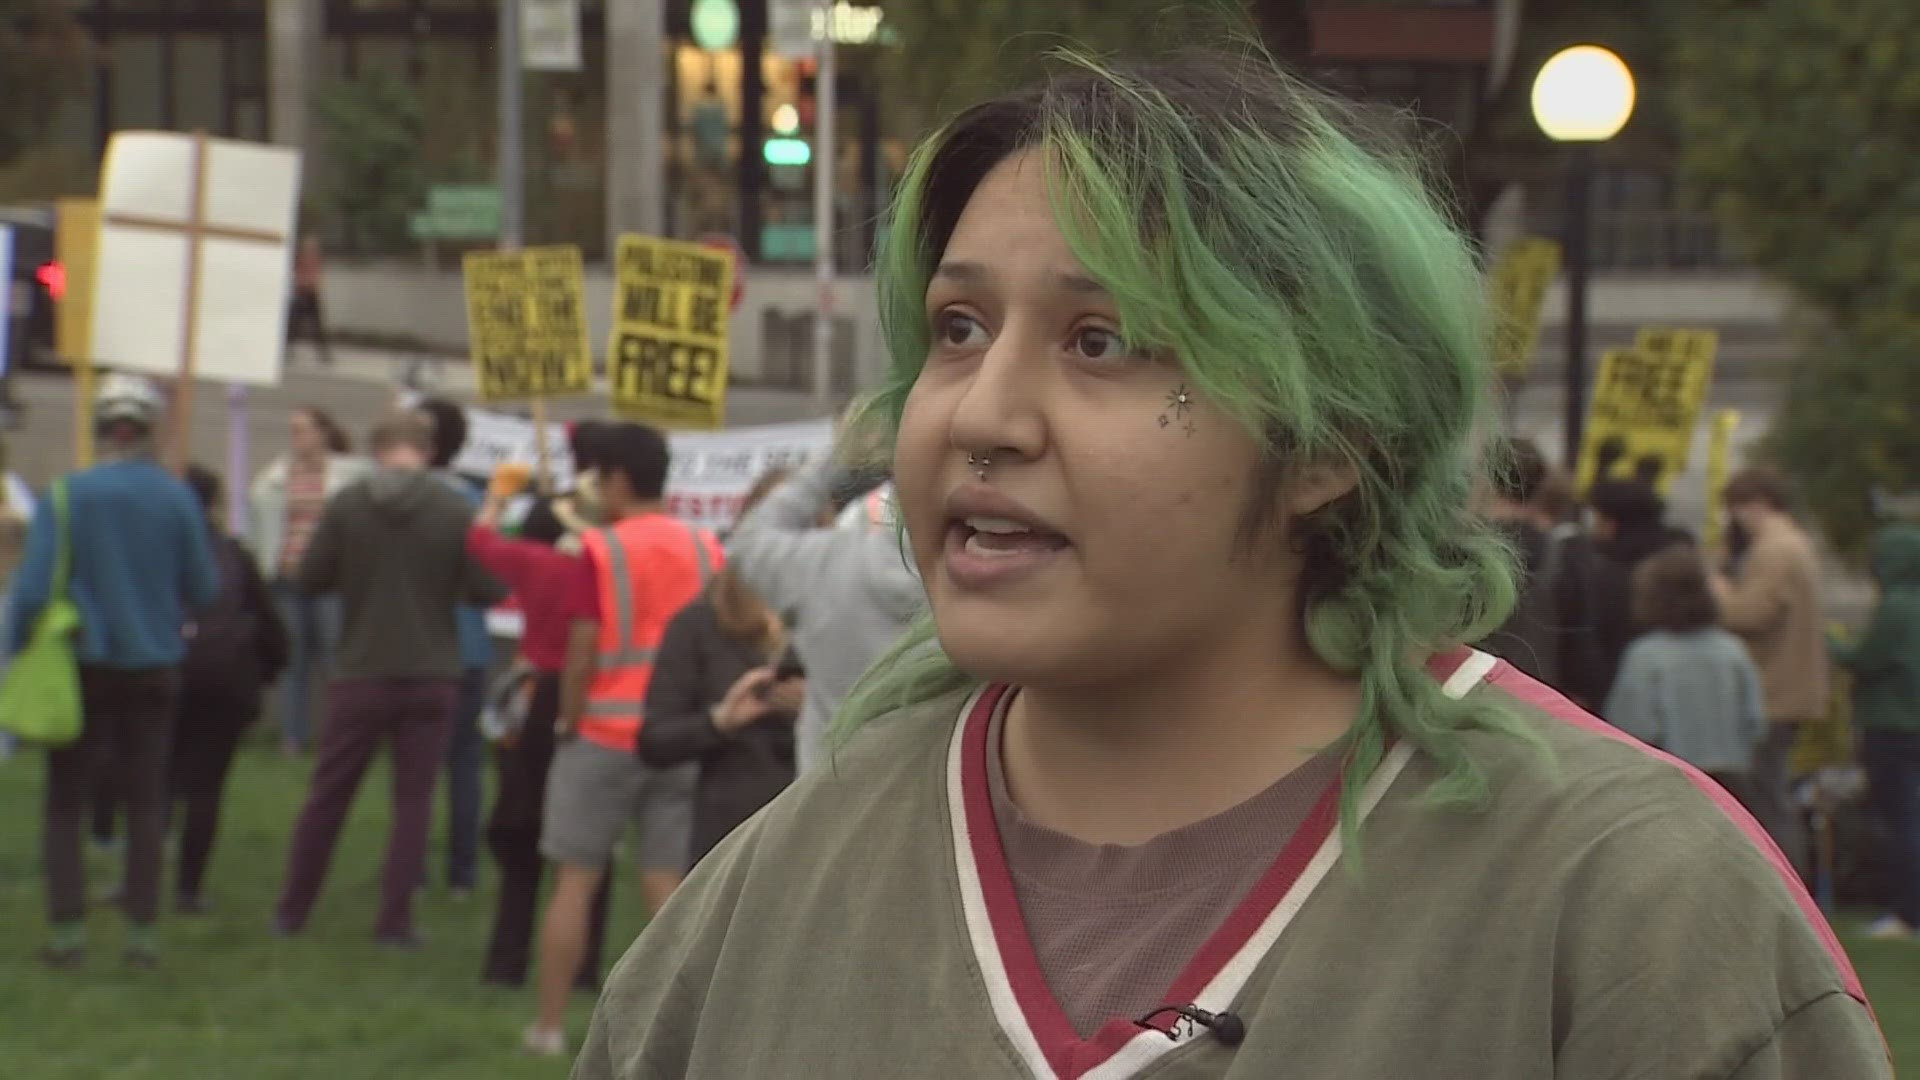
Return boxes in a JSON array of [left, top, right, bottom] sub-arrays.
[[9, 374, 218, 968], [416, 397, 495, 896]]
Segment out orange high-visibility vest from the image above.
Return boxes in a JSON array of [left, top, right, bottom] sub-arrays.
[[578, 514, 723, 752]]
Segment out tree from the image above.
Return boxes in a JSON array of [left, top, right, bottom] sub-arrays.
[[0, 0, 90, 169], [1667, 0, 1920, 553], [314, 68, 427, 256], [878, 1, 1254, 128]]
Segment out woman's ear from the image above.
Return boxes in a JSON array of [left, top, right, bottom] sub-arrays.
[[1287, 458, 1359, 519]]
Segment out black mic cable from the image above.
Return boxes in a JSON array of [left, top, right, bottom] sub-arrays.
[[1134, 1004, 1247, 1047]]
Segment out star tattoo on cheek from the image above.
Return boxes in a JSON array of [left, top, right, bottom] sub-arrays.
[[1159, 383, 1195, 436]]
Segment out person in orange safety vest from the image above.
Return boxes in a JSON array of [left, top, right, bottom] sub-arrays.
[[526, 422, 722, 1058]]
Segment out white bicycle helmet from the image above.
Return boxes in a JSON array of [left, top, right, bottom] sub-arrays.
[[95, 373, 165, 429]]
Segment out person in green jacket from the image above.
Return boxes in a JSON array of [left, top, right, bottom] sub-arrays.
[[1832, 523, 1920, 941]]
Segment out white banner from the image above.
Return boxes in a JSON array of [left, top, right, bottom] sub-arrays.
[[413, 396, 835, 533], [522, 0, 583, 72]]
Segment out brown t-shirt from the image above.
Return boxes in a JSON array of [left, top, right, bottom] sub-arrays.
[[987, 701, 1341, 1038]]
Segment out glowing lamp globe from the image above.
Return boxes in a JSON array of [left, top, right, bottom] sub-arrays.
[[1531, 46, 1636, 142]]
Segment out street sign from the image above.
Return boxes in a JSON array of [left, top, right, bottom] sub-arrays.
[[410, 183, 501, 241], [522, 0, 583, 72], [769, 0, 814, 59]]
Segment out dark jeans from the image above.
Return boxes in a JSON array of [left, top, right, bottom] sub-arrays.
[[44, 666, 180, 927], [276, 677, 456, 938], [482, 673, 612, 986], [272, 584, 338, 751], [168, 691, 255, 901], [1749, 722, 1811, 883], [1862, 729, 1920, 926], [444, 667, 487, 891], [287, 288, 332, 363]]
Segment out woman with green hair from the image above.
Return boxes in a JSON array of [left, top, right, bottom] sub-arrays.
[[575, 54, 1886, 1079]]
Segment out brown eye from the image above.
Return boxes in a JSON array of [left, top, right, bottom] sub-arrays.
[[1073, 327, 1125, 361], [935, 312, 988, 348]]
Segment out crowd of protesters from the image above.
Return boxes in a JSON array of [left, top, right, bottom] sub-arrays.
[[1478, 436, 1918, 942], [0, 54, 1910, 1080]]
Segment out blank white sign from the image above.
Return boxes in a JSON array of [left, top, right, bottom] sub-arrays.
[[90, 131, 301, 387]]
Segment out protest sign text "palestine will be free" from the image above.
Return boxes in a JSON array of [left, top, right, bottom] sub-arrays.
[[610, 235, 735, 428]]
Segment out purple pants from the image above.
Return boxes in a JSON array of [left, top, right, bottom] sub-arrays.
[[275, 677, 457, 938]]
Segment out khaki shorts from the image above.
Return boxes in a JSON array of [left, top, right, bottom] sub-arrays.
[[540, 737, 695, 871]]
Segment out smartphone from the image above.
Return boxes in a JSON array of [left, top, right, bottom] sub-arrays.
[[773, 644, 806, 683]]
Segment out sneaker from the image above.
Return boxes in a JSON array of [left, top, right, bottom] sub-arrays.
[[375, 929, 427, 951], [1865, 916, 1916, 941], [176, 894, 210, 916], [522, 1024, 568, 1057], [123, 947, 160, 971], [36, 945, 85, 970]]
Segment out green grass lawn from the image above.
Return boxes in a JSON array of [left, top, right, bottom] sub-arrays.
[[0, 746, 649, 1080], [0, 745, 1916, 1078]]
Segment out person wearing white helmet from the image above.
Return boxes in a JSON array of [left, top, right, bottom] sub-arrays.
[[8, 372, 219, 968]]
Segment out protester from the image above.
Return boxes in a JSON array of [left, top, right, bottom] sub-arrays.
[[0, 461, 26, 763], [249, 405, 364, 755], [527, 422, 719, 1057], [553, 420, 612, 548], [1477, 436, 1627, 700], [725, 438, 922, 773], [288, 234, 333, 365], [639, 468, 804, 867], [466, 473, 614, 990], [170, 465, 289, 914], [1830, 524, 1920, 941], [415, 396, 492, 898], [273, 413, 505, 946], [575, 54, 1888, 1078], [10, 374, 218, 968], [1478, 438, 1561, 683], [1713, 466, 1829, 880], [1605, 544, 1768, 805]]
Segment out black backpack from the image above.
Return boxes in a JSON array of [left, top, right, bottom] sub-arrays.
[[183, 535, 289, 699]]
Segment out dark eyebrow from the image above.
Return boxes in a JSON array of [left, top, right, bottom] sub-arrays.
[[932, 261, 1110, 296]]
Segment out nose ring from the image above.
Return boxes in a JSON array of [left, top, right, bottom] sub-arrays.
[[967, 452, 992, 481]]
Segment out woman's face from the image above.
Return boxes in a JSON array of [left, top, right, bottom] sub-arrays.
[[289, 411, 325, 457], [895, 150, 1314, 688]]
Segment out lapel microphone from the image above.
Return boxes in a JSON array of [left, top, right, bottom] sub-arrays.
[[1135, 1004, 1247, 1047]]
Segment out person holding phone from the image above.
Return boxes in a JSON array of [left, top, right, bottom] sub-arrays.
[[638, 469, 803, 867]]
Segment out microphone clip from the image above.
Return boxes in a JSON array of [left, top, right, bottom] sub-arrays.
[[1134, 1004, 1247, 1047]]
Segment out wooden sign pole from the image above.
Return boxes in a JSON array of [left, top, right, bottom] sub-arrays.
[[531, 395, 551, 494], [74, 354, 96, 468], [169, 130, 212, 474]]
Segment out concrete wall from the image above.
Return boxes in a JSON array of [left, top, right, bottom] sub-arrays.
[[324, 263, 1794, 384]]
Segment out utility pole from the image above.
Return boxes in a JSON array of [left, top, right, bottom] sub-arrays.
[[498, 0, 525, 250], [811, 1, 837, 411], [607, 0, 666, 248]]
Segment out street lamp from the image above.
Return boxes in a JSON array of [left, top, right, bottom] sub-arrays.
[[1531, 45, 1635, 470]]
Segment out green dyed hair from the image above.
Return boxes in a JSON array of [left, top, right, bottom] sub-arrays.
[[839, 49, 1528, 837]]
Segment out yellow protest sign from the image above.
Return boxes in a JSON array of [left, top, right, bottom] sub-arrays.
[[1703, 408, 1741, 553], [462, 245, 592, 403], [1489, 237, 1561, 379], [1574, 327, 1719, 495], [609, 234, 735, 429], [55, 198, 99, 364]]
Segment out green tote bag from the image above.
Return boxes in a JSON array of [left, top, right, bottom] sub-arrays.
[[0, 479, 82, 746]]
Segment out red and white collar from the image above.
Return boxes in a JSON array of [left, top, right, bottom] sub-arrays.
[[945, 650, 1493, 1078]]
